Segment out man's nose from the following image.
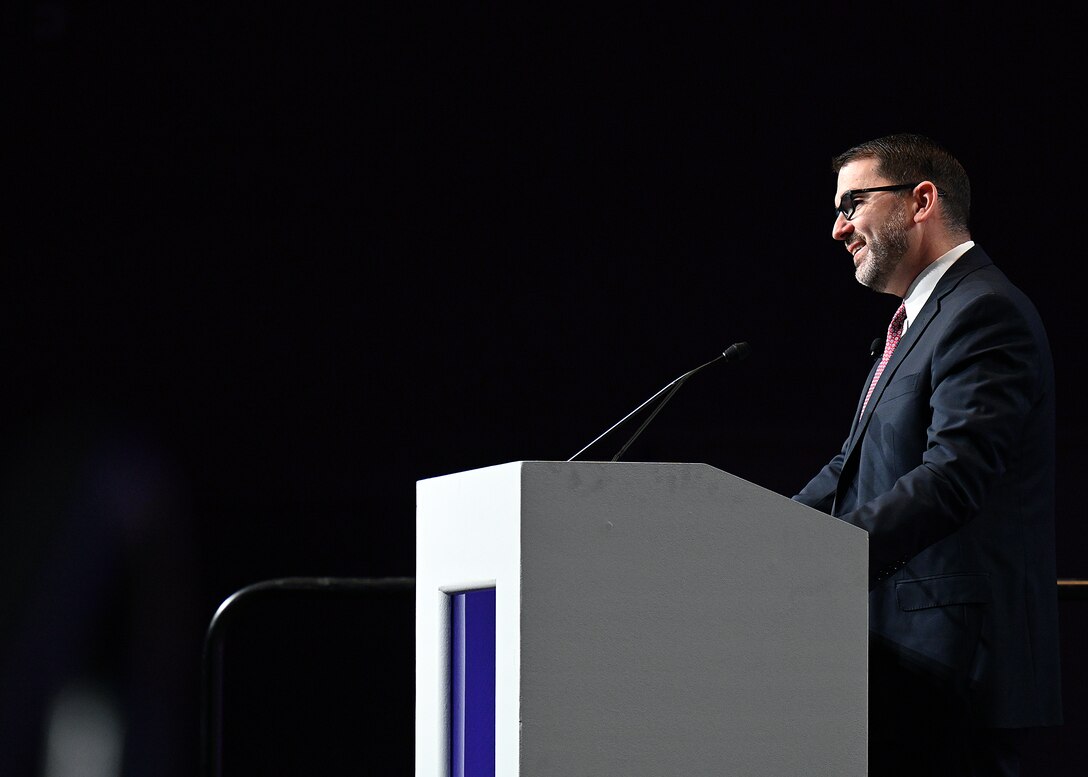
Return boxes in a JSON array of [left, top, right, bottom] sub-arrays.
[[832, 212, 852, 241]]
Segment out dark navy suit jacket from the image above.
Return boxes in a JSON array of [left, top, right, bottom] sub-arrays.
[[794, 245, 1062, 728]]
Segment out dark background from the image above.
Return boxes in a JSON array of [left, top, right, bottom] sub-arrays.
[[3, 3, 1086, 775]]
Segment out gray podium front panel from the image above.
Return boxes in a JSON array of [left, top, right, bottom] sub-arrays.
[[417, 461, 867, 776]]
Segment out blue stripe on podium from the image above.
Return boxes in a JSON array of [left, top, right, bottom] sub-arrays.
[[450, 587, 496, 777]]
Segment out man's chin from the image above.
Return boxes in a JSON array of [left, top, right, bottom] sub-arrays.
[[856, 270, 889, 294], [856, 259, 892, 293]]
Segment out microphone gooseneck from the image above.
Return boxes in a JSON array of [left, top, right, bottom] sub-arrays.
[[567, 342, 751, 463]]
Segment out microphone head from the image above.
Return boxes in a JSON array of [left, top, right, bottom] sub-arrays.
[[723, 342, 751, 362], [869, 337, 884, 359]]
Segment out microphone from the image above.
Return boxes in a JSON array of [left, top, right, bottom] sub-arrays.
[[567, 342, 751, 463], [869, 337, 884, 359]]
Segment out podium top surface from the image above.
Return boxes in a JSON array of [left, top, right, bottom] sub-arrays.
[[417, 460, 865, 539]]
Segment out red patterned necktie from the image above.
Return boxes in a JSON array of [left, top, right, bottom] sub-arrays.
[[861, 302, 907, 417]]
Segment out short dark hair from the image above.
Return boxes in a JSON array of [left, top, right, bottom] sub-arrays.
[[833, 133, 971, 235]]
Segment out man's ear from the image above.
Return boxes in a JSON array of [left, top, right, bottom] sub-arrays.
[[912, 181, 940, 223]]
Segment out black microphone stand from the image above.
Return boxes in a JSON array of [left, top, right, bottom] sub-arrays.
[[567, 342, 750, 462]]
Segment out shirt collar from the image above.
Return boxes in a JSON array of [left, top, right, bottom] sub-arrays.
[[901, 241, 974, 329]]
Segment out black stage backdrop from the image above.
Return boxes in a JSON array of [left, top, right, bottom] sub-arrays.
[[4, 4, 1086, 775]]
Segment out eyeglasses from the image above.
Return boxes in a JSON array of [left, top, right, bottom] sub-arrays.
[[835, 183, 919, 221]]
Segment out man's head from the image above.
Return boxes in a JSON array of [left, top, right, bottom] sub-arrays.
[[831, 133, 971, 296]]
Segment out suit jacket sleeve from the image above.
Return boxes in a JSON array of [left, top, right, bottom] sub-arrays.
[[793, 448, 845, 513]]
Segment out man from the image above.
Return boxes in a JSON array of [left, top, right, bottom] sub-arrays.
[[794, 133, 1062, 776]]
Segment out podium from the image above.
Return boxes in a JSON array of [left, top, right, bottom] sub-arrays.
[[416, 461, 867, 776]]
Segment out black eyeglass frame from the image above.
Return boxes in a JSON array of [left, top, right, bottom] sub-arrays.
[[836, 182, 922, 221]]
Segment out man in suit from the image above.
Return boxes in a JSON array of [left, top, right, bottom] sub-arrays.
[[794, 133, 1062, 776]]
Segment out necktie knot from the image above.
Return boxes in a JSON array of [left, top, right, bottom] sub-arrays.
[[887, 302, 907, 341]]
